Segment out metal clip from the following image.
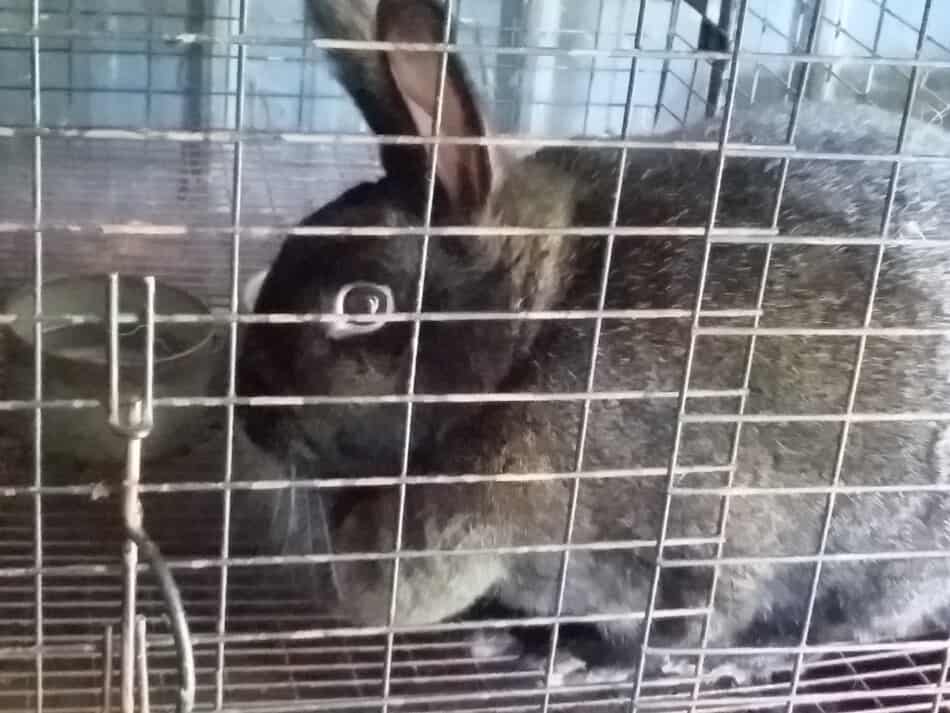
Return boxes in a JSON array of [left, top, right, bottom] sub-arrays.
[[126, 525, 197, 713], [107, 274, 195, 713], [107, 274, 155, 440]]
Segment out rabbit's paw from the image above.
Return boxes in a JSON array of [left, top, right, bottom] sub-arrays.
[[521, 651, 587, 688], [660, 656, 697, 679], [566, 665, 634, 685], [703, 663, 758, 688], [468, 630, 524, 660], [552, 652, 589, 684], [465, 629, 589, 684], [659, 658, 761, 688]]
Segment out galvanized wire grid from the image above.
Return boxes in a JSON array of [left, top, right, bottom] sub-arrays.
[[1, 485, 949, 713], [2, 1, 950, 713]]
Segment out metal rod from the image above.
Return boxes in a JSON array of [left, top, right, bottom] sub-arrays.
[[135, 616, 150, 713], [144, 4, 153, 127], [5, 127, 950, 170], [654, 0, 683, 128], [107, 275, 155, 438], [705, 0, 735, 116], [382, 3, 456, 710], [105, 275, 194, 713], [0, 221, 789, 238], [124, 530, 195, 713], [30, 0, 45, 709], [5, 305, 766, 328], [215, 0, 249, 706], [0, 464, 738, 497], [21, 392, 950, 416], [120, 400, 144, 713], [20, 469, 950, 499], [108, 275, 163, 713], [580, 0, 607, 134], [4, 24, 948, 66], [932, 643, 950, 713], [5, 123, 950, 158], [3, 624, 946, 659], [0, 674, 942, 713], [38, 310, 950, 333], [862, 0, 889, 98], [295, 0, 309, 131], [101, 625, 113, 713]]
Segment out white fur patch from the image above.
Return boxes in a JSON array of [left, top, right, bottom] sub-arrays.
[[242, 269, 269, 312], [468, 631, 521, 660], [566, 665, 631, 685], [661, 657, 697, 678], [897, 220, 927, 240], [544, 651, 588, 687]]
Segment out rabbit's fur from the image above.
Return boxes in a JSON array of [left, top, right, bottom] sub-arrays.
[[236, 0, 950, 680]]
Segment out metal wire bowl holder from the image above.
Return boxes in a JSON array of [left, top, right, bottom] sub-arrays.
[[105, 273, 196, 713]]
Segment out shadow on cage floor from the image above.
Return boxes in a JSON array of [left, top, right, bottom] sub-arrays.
[[0, 420, 948, 713]]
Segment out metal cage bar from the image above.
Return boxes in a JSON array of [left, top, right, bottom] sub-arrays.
[[629, 0, 750, 709], [539, 0, 654, 709], [380, 3, 456, 713], [214, 0, 251, 708], [5, 25, 950, 65], [860, 0, 890, 100], [28, 0, 44, 710]]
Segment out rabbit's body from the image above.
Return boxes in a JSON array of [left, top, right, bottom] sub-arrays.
[[237, 0, 950, 681], [324, 109, 950, 674]]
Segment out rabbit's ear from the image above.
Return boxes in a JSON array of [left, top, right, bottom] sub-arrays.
[[376, 0, 494, 217], [307, 1, 430, 190]]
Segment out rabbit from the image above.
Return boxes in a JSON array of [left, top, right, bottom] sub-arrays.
[[235, 0, 950, 683]]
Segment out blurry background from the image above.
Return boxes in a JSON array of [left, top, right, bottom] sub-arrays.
[[0, 0, 948, 307]]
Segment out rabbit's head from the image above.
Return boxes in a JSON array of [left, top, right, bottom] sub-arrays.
[[237, 0, 577, 473]]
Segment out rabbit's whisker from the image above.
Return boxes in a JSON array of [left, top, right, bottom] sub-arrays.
[[314, 485, 342, 607]]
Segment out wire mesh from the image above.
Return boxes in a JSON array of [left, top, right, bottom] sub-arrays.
[[3, 1, 950, 713]]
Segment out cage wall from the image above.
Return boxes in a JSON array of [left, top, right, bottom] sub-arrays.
[[2, 1, 950, 713], [2, 0, 948, 306]]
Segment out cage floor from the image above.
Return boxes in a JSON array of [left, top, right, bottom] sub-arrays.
[[1, 423, 948, 713]]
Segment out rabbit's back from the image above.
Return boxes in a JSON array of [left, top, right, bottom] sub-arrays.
[[466, 102, 950, 654]]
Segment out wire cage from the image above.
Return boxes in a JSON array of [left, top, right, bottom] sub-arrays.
[[2, 1, 950, 713]]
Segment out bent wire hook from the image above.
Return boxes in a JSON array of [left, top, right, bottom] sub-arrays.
[[107, 273, 196, 713]]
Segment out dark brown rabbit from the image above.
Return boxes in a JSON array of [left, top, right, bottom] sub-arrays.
[[236, 0, 950, 681]]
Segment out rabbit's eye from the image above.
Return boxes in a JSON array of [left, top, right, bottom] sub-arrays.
[[327, 282, 395, 339]]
